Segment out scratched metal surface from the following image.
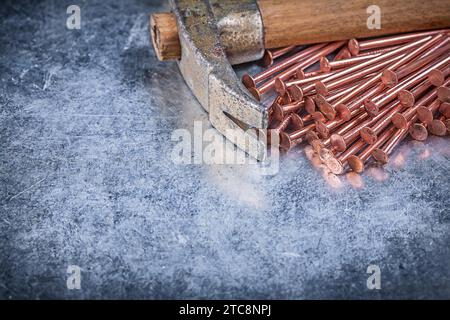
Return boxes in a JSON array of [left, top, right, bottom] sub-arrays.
[[0, 0, 449, 299]]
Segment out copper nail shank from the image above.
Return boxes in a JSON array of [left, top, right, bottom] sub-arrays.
[[242, 43, 327, 88], [255, 41, 345, 99], [348, 29, 449, 55], [366, 55, 450, 112], [262, 45, 297, 67]]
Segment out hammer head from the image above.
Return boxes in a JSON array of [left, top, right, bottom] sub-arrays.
[[152, 0, 269, 160]]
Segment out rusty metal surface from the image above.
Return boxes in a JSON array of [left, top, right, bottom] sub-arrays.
[[0, 0, 449, 299]]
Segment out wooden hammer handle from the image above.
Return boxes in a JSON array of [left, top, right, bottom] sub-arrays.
[[151, 0, 450, 61], [150, 13, 181, 61], [259, 0, 450, 48]]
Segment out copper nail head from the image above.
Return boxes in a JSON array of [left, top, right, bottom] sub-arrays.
[[409, 123, 428, 141], [347, 155, 365, 173]]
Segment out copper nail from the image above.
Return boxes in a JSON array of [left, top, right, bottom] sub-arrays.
[[409, 122, 429, 141], [346, 83, 386, 114], [252, 41, 345, 100], [336, 37, 431, 82], [268, 113, 294, 142], [325, 78, 367, 101], [333, 75, 387, 109], [242, 43, 327, 89], [365, 55, 450, 115], [322, 156, 345, 175], [296, 69, 323, 79], [262, 45, 297, 67], [428, 65, 450, 86], [348, 125, 397, 173], [315, 55, 400, 96], [438, 101, 450, 118], [322, 32, 443, 96], [305, 131, 320, 144], [321, 93, 381, 143], [325, 139, 367, 175], [330, 102, 395, 152], [373, 110, 425, 163], [416, 99, 441, 125], [290, 113, 305, 130], [301, 113, 315, 124], [278, 72, 334, 95], [315, 95, 337, 120], [317, 108, 366, 139], [347, 29, 448, 55], [312, 111, 327, 122], [437, 85, 450, 102], [372, 127, 409, 164], [321, 54, 382, 72], [356, 45, 403, 57], [327, 110, 368, 141], [345, 35, 442, 94], [397, 80, 433, 107], [360, 102, 405, 144], [269, 94, 285, 111], [334, 34, 445, 109], [333, 46, 352, 61], [316, 94, 351, 121], [428, 118, 447, 136], [392, 93, 437, 129], [279, 123, 315, 150], [337, 139, 367, 163], [287, 85, 304, 101], [270, 113, 293, 131], [382, 39, 450, 86], [304, 96, 316, 114], [272, 100, 304, 121], [302, 113, 314, 124], [445, 118, 450, 133]]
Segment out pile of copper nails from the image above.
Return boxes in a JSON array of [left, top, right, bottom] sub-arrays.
[[242, 29, 450, 175]]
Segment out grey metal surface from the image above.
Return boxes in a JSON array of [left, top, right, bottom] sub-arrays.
[[0, 0, 449, 299]]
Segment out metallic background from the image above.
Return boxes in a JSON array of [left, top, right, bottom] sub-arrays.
[[0, 0, 449, 299]]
